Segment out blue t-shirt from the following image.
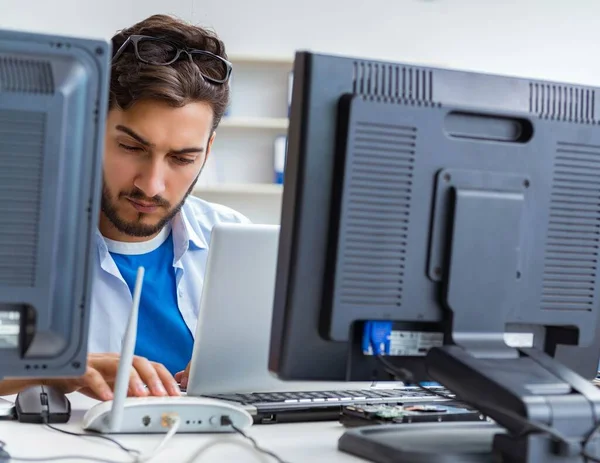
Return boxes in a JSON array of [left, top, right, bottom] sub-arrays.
[[107, 228, 194, 375]]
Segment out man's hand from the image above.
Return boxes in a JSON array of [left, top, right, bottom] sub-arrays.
[[0, 353, 181, 401], [61, 353, 181, 400], [174, 362, 191, 390]]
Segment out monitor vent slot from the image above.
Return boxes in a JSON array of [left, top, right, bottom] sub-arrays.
[[353, 61, 433, 104], [0, 110, 45, 287], [542, 141, 600, 311], [0, 58, 54, 94], [529, 83, 595, 123], [338, 122, 416, 308]]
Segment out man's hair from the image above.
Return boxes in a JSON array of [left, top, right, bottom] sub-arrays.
[[110, 14, 229, 131]]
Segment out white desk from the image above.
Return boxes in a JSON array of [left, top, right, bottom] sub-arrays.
[[0, 393, 368, 462]]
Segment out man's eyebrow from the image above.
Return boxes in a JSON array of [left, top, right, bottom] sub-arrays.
[[171, 147, 205, 155], [116, 125, 204, 155], [115, 125, 153, 147]]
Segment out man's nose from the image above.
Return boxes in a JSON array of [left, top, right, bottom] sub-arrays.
[[134, 159, 166, 199]]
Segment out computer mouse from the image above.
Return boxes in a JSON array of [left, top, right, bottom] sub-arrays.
[[82, 396, 253, 434], [15, 385, 71, 424]]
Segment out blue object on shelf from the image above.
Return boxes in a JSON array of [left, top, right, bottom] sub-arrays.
[[274, 135, 287, 185]]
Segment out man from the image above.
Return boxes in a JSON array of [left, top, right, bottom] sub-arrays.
[[0, 14, 247, 400]]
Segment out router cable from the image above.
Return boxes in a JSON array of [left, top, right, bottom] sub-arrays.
[[0, 414, 181, 463], [184, 415, 288, 463]]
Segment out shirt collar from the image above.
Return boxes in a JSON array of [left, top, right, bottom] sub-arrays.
[[95, 200, 208, 272], [173, 202, 208, 251]]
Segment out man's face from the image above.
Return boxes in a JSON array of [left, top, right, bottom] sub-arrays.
[[100, 99, 215, 241]]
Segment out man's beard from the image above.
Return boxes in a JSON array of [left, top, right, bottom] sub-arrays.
[[101, 173, 201, 238]]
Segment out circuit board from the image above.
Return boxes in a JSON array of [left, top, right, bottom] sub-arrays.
[[340, 402, 488, 428]]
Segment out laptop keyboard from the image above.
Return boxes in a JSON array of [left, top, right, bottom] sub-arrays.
[[201, 386, 454, 407]]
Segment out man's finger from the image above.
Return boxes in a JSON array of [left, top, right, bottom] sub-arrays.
[[81, 368, 114, 401], [89, 357, 120, 383], [174, 371, 183, 382], [132, 356, 168, 397], [151, 362, 180, 396], [127, 367, 149, 397], [180, 362, 192, 389]]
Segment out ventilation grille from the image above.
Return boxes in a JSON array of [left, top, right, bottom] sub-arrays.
[[337, 122, 416, 308], [0, 110, 45, 287], [0, 57, 54, 94], [353, 61, 433, 104], [542, 141, 600, 311], [529, 83, 595, 123]]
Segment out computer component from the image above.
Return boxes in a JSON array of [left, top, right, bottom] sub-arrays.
[[15, 385, 71, 423], [0, 28, 109, 377], [185, 223, 412, 424], [184, 222, 383, 395], [201, 386, 453, 424], [340, 402, 485, 427], [269, 50, 600, 462], [82, 396, 253, 434], [82, 267, 252, 435]]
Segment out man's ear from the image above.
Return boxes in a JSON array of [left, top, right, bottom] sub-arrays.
[[205, 131, 216, 163]]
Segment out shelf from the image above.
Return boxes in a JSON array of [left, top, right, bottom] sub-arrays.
[[193, 183, 283, 195], [228, 54, 294, 65], [219, 117, 289, 130]]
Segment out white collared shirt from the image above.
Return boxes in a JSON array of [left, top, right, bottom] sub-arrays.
[[88, 195, 249, 353]]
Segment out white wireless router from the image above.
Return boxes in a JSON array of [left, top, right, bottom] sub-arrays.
[[82, 267, 253, 434]]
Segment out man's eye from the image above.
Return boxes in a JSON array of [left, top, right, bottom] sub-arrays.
[[119, 143, 142, 152], [173, 157, 195, 165]]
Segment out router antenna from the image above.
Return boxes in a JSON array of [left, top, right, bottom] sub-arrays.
[[108, 266, 144, 432]]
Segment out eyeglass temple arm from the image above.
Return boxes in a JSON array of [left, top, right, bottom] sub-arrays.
[[110, 36, 132, 63]]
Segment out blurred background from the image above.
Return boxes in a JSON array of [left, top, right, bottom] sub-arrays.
[[2, 0, 597, 223]]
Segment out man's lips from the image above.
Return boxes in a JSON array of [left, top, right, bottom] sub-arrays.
[[126, 198, 161, 213]]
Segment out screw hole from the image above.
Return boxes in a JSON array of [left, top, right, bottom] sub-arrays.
[[95, 47, 104, 56], [72, 362, 81, 369], [516, 271, 521, 279], [523, 179, 530, 188], [434, 267, 442, 276], [443, 173, 451, 182]]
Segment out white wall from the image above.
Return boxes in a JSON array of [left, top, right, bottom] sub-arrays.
[[2, 0, 600, 86], [4, 0, 600, 223]]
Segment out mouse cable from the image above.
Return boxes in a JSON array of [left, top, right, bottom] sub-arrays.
[[184, 416, 289, 463], [376, 355, 600, 463], [44, 422, 140, 457], [44, 413, 181, 463]]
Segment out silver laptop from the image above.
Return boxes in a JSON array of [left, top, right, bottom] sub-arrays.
[[184, 223, 451, 424]]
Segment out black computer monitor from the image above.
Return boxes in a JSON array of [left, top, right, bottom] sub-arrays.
[[0, 29, 109, 378], [269, 51, 600, 462]]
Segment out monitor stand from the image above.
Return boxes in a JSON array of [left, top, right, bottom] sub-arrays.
[[339, 345, 600, 463], [339, 421, 501, 463], [339, 183, 600, 462]]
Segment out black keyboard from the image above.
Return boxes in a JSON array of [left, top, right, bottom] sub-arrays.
[[201, 386, 454, 408]]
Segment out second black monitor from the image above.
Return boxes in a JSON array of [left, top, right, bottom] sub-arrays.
[[269, 51, 600, 382]]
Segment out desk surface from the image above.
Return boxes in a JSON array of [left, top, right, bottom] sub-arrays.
[[0, 393, 367, 463]]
